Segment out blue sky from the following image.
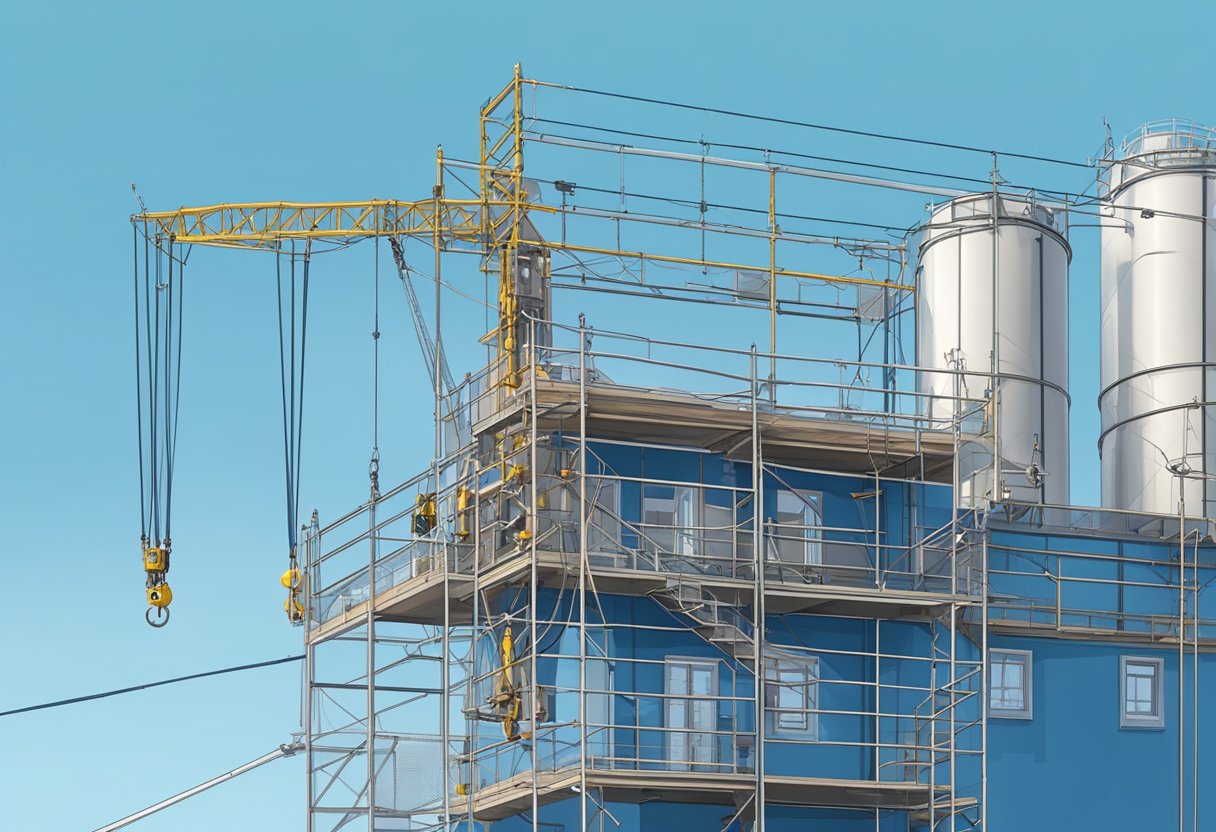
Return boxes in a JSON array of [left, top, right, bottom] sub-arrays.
[[1, 1, 1213, 829]]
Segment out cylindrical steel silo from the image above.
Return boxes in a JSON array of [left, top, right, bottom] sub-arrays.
[[1100, 121, 1216, 517], [917, 193, 1071, 506]]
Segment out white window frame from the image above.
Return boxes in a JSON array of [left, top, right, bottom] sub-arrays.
[[773, 489, 823, 566], [765, 655, 819, 739], [1120, 655, 1165, 729], [664, 657, 718, 769], [988, 649, 1033, 720], [642, 484, 701, 557]]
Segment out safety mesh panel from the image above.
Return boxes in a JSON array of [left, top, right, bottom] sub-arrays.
[[374, 737, 444, 813]]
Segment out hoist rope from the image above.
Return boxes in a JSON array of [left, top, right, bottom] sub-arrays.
[[275, 241, 310, 554], [374, 238, 380, 455], [163, 240, 182, 541], [147, 233, 160, 543], [275, 250, 291, 547], [132, 226, 146, 538], [133, 228, 187, 547]]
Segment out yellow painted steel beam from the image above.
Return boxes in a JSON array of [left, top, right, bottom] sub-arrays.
[[132, 199, 494, 250], [133, 199, 908, 292]]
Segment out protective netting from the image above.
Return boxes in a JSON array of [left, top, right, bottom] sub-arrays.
[[374, 737, 445, 813]]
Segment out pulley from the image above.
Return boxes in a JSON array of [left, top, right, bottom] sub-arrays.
[[147, 583, 173, 608], [283, 550, 304, 626], [281, 567, 302, 589]]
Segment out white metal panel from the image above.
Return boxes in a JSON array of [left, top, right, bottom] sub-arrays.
[[917, 194, 1070, 506], [1099, 127, 1216, 516]]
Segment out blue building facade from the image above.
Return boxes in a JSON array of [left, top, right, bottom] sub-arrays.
[[304, 377, 1216, 832]]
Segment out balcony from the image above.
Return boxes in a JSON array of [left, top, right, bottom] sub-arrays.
[[305, 457, 978, 642]]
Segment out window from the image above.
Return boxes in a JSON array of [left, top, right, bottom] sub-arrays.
[[643, 484, 700, 557], [665, 658, 718, 769], [988, 650, 1032, 719], [765, 656, 819, 739], [773, 489, 823, 565], [586, 478, 620, 555], [1121, 656, 1165, 729]]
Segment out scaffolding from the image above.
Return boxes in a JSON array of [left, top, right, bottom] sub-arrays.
[[300, 318, 989, 831], [128, 65, 1114, 831]]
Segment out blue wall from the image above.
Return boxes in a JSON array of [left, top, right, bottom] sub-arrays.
[[987, 634, 1209, 831], [469, 438, 1216, 830]]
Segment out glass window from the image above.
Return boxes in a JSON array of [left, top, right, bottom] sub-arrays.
[[586, 478, 620, 554], [642, 484, 699, 557], [702, 489, 737, 567], [1121, 656, 1165, 728], [665, 658, 718, 769], [989, 650, 1032, 719], [774, 489, 823, 565], [765, 656, 819, 739]]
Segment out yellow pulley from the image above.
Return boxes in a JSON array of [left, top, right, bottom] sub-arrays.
[[283, 560, 305, 625], [145, 582, 172, 628], [281, 567, 303, 589], [147, 583, 173, 608]]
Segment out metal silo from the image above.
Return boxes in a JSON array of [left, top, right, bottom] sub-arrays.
[[1100, 121, 1216, 517], [917, 193, 1071, 506]]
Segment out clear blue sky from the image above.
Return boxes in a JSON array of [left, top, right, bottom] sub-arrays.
[[1, 1, 1213, 829]]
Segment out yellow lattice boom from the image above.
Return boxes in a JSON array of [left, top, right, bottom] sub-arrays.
[[133, 198, 500, 250]]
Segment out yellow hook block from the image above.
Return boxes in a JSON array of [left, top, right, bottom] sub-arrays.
[[147, 583, 173, 608], [284, 596, 305, 623]]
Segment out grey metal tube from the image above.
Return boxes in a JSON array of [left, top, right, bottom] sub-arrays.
[[94, 743, 303, 832]]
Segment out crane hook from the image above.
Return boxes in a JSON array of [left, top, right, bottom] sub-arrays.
[[145, 605, 170, 628]]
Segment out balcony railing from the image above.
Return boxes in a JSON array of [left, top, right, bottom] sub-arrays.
[[306, 466, 978, 627]]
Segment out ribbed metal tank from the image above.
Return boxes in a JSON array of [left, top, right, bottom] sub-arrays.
[[1100, 121, 1216, 517], [917, 193, 1071, 506]]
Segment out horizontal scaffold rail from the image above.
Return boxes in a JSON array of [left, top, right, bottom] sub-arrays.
[[132, 198, 498, 250]]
